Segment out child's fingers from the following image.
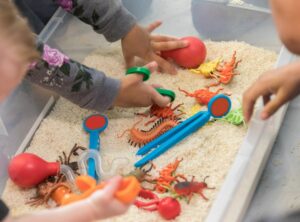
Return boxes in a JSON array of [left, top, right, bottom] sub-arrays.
[[150, 35, 179, 42], [261, 89, 289, 120], [243, 86, 264, 122], [243, 80, 276, 122], [146, 20, 162, 33], [124, 62, 157, 84], [242, 95, 256, 123], [124, 54, 135, 69], [144, 61, 158, 73], [151, 40, 189, 52], [151, 89, 171, 107], [263, 94, 271, 105], [150, 53, 177, 74], [124, 73, 144, 84], [151, 84, 163, 88], [100, 176, 122, 198]]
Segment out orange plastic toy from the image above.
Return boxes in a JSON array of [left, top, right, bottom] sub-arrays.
[[51, 175, 141, 206], [178, 87, 223, 105], [209, 51, 241, 86]]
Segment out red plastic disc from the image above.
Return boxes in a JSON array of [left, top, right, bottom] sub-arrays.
[[85, 115, 107, 130], [210, 98, 230, 117]]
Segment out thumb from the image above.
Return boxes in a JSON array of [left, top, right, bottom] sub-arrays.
[[101, 176, 122, 198], [151, 89, 171, 107], [146, 20, 162, 33]]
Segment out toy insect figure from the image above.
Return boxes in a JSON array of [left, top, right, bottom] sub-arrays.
[[187, 104, 202, 117], [57, 144, 87, 175], [155, 158, 187, 193], [26, 144, 87, 207], [134, 189, 160, 211], [26, 177, 71, 207], [210, 51, 241, 86], [173, 176, 215, 203], [223, 107, 245, 126], [178, 86, 223, 105], [137, 103, 184, 126], [118, 118, 179, 147], [126, 162, 156, 184], [134, 189, 182, 220], [189, 58, 221, 78]]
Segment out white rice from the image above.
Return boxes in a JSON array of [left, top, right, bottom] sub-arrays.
[[2, 40, 277, 221]]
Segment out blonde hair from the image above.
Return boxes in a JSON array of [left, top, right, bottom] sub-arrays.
[[0, 0, 40, 63]]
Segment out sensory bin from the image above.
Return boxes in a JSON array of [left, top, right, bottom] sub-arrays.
[[2, 40, 277, 221]]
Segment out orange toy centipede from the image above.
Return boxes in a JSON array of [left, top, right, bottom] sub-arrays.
[[118, 118, 179, 147], [155, 158, 187, 193]]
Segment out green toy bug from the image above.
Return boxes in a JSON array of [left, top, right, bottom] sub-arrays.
[[222, 107, 245, 126]]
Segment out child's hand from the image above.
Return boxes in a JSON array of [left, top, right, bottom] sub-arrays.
[[122, 21, 189, 74], [243, 62, 300, 122], [86, 176, 130, 220], [114, 61, 171, 108]]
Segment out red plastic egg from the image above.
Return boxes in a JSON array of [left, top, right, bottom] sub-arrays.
[[161, 36, 206, 69], [8, 153, 60, 188]]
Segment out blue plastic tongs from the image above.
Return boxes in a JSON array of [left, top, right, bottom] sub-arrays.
[[134, 94, 232, 167]]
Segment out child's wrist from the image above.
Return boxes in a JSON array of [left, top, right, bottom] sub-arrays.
[[80, 199, 103, 222], [289, 61, 300, 84]]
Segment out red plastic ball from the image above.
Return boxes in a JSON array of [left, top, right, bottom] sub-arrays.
[[157, 197, 181, 220], [8, 153, 60, 188], [161, 36, 206, 69]]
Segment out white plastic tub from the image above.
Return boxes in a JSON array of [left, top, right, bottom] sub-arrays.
[[2, 0, 296, 221]]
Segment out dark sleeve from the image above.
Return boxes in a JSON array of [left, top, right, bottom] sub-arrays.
[[53, 0, 136, 42], [26, 43, 121, 112], [0, 199, 9, 221]]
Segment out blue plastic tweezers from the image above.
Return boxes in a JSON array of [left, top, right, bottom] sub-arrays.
[[134, 94, 231, 168]]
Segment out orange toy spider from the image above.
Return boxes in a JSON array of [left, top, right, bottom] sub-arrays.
[[210, 51, 241, 86], [178, 86, 223, 105]]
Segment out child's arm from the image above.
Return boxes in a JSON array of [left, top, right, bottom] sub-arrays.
[[243, 61, 300, 122], [53, 0, 187, 74], [26, 44, 170, 112], [242, 0, 300, 122], [3, 177, 130, 222], [270, 0, 300, 54], [54, 0, 136, 43], [27, 43, 121, 112]]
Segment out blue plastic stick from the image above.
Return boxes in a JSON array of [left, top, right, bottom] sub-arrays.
[[87, 131, 100, 179], [137, 111, 206, 156], [135, 112, 210, 167]]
